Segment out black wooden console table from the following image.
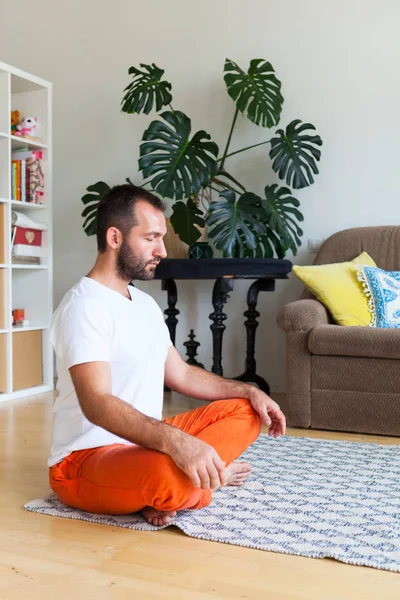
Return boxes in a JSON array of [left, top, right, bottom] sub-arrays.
[[154, 258, 292, 394]]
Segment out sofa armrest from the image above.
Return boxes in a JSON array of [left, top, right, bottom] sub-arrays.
[[277, 299, 330, 333]]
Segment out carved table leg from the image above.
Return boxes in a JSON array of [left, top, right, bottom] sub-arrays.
[[209, 277, 234, 376], [161, 279, 179, 346], [233, 278, 275, 394], [161, 279, 179, 392]]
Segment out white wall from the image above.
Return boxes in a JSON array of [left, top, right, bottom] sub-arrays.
[[1, 0, 399, 391]]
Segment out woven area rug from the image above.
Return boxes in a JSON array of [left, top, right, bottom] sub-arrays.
[[25, 435, 400, 572]]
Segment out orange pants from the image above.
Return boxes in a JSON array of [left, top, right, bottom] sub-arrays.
[[49, 398, 261, 515]]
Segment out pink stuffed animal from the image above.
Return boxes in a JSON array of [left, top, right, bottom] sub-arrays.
[[15, 116, 37, 137]]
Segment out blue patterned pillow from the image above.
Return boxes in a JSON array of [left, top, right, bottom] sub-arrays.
[[358, 266, 400, 328]]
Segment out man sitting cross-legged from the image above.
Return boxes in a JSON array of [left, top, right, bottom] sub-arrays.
[[48, 184, 286, 526]]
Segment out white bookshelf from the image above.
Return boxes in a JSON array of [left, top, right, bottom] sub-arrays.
[[0, 61, 53, 402]]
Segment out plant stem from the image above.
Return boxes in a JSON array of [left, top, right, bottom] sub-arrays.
[[218, 170, 246, 192], [217, 139, 272, 163], [213, 177, 242, 195], [219, 107, 239, 171]]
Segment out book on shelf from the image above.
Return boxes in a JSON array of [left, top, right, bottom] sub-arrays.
[[11, 148, 44, 204], [12, 255, 40, 265]]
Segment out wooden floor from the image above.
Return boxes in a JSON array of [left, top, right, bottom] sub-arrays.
[[1, 392, 399, 600]]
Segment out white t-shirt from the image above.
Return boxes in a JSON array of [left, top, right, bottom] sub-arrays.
[[48, 276, 172, 467]]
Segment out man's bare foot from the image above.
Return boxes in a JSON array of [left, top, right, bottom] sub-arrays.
[[142, 506, 177, 527], [142, 462, 251, 524], [215, 461, 252, 490]]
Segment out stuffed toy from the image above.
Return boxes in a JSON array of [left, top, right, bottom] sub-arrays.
[[15, 116, 37, 137], [11, 110, 20, 134]]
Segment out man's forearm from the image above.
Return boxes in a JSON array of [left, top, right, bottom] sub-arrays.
[[171, 364, 254, 403], [83, 392, 183, 455]]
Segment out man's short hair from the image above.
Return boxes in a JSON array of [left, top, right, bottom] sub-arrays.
[[96, 184, 166, 252]]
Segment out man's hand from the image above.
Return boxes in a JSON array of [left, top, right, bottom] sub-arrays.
[[247, 387, 286, 437], [169, 432, 227, 490]]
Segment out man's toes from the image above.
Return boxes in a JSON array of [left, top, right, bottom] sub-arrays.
[[154, 514, 173, 526], [234, 461, 252, 473]]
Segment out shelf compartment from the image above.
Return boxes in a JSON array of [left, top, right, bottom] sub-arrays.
[[12, 329, 43, 391], [12, 268, 50, 328], [11, 74, 48, 147]]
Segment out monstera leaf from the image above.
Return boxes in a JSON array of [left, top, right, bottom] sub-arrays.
[[269, 120, 322, 189], [206, 190, 266, 258], [239, 228, 284, 259], [260, 184, 303, 256], [224, 59, 283, 128], [121, 63, 172, 115], [139, 110, 219, 200], [81, 181, 110, 236], [170, 198, 205, 246]]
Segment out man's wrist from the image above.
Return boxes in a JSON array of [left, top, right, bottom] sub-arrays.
[[245, 384, 261, 405], [233, 381, 255, 403], [161, 422, 187, 456], [220, 379, 258, 402]]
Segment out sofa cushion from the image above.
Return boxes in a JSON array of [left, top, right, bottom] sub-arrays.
[[292, 252, 376, 327], [308, 324, 400, 359], [358, 265, 400, 328], [311, 355, 400, 394]]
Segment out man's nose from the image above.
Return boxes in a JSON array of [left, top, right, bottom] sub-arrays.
[[155, 239, 167, 259]]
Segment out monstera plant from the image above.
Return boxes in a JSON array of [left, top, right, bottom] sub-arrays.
[[81, 59, 323, 258]]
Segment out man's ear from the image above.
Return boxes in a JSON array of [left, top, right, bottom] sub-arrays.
[[106, 227, 123, 250]]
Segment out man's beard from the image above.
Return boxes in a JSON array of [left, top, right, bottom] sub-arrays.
[[116, 239, 159, 281]]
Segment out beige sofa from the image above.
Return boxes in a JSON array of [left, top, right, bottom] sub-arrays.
[[277, 226, 400, 436]]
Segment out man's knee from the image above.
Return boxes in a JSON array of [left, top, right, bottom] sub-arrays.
[[230, 397, 261, 422], [218, 397, 262, 436]]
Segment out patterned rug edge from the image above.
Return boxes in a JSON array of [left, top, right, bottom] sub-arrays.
[[23, 495, 400, 572]]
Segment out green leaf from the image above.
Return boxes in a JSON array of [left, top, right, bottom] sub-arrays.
[[224, 58, 283, 128], [139, 110, 219, 200], [269, 119, 322, 189], [80, 181, 110, 236], [170, 198, 205, 246], [121, 63, 172, 115], [206, 190, 266, 258], [260, 184, 304, 256]]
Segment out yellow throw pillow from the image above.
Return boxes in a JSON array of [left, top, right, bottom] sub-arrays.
[[293, 251, 377, 326]]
